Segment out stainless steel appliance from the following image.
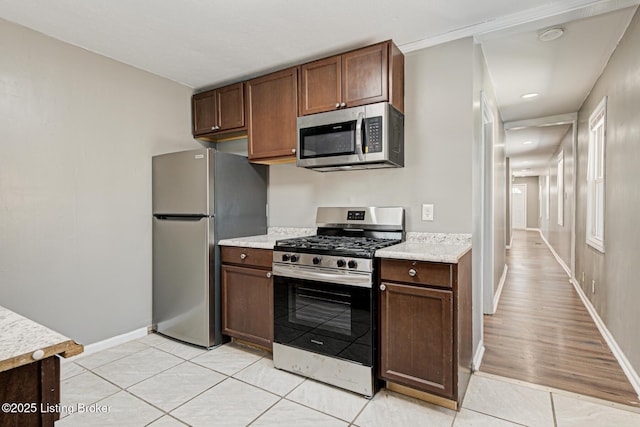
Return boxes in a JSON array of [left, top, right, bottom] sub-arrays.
[[272, 206, 404, 396], [296, 102, 404, 171], [152, 148, 267, 348]]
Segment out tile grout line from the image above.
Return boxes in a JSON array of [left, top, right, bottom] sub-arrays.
[[458, 407, 529, 426], [156, 374, 233, 419], [74, 341, 152, 371], [84, 349, 232, 425], [475, 371, 640, 414], [550, 392, 558, 427], [278, 377, 368, 425]]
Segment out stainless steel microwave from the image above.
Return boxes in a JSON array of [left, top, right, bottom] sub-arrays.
[[296, 102, 404, 172]]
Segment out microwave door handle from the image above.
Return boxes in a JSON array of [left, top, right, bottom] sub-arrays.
[[355, 111, 365, 161]]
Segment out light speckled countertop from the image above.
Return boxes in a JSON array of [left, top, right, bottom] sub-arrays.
[[218, 227, 316, 249], [220, 229, 471, 263], [375, 232, 472, 263], [0, 305, 83, 373]]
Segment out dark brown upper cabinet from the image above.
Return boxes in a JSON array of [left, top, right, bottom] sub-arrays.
[[299, 40, 404, 116], [192, 82, 245, 140], [247, 67, 298, 164]]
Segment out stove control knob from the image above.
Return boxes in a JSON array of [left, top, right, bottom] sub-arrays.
[[313, 256, 322, 265], [281, 254, 290, 262], [348, 260, 357, 269], [290, 254, 299, 263], [337, 259, 346, 268]]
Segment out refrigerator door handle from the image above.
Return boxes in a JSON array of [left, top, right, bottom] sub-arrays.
[[154, 215, 211, 221]]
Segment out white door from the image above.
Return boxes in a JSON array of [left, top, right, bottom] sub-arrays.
[[512, 184, 527, 229]]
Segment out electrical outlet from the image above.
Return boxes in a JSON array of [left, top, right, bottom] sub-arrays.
[[591, 279, 596, 294], [422, 204, 434, 221], [582, 272, 585, 284]]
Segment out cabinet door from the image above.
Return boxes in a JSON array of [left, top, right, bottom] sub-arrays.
[[247, 68, 298, 162], [299, 56, 342, 115], [192, 90, 217, 135], [342, 42, 389, 108], [0, 357, 60, 426], [379, 282, 453, 398], [217, 82, 245, 131], [221, 264, 273, 349]]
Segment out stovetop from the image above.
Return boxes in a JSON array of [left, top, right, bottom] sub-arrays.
[[274, 234, 402, 258]]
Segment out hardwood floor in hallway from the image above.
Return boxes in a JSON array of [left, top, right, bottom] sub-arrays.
[[481, 230, 640, 407]]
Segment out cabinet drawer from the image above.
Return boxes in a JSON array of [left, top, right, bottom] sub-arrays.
[[221, 246, 272, 269], [380, 259, 452, 288]]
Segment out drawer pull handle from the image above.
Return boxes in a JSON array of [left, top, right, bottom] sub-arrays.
[[379, 284, 386, 291], [240, 253, 247, 260], [408, 269, 417, 277], [266, 272, 272, 278]]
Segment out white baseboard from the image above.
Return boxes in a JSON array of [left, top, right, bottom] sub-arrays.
[[493, 264, 508, 313], [569, 278, 640, 400], [60, 326, 150, 363], [472, 341, 485, 372], [525, 227, 541, 232], [537, 230, 571, 277]]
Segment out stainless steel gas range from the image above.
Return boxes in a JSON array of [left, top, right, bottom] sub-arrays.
[[272, 206, 405, 396]]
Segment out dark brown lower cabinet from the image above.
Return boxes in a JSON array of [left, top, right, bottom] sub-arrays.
[[379, 282, 453, 396], [378, 251, 472, 409], [221, 247, 273, 350], [0, 356, 60, 427]]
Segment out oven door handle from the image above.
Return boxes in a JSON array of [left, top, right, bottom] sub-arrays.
[[273, 264, 372, 288]]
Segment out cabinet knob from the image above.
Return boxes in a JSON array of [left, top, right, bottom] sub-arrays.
[[379, 284, 386, 291], [240, 253, 247, 260], [408, 268, 417, 277], [291, 148, 296, 154], [340, 102, 346, 108], [266, 272, 272, 279], [335, 103, 341, 108], [211, 126, 216, 130]]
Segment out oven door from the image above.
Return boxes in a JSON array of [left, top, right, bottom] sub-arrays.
[[273, 275, 374, 367]]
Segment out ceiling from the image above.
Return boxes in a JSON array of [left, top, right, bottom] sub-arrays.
[[1, 0, 638, 177], [479, 5, 637, 176]]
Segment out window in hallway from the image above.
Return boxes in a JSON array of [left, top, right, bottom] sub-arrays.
[[587, 96, 607, 252]]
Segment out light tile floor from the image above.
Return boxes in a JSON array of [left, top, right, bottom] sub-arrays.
[[55, 334, 640, 426]]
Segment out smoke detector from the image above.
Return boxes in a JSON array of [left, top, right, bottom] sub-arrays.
[[538, 27, 565, 42]]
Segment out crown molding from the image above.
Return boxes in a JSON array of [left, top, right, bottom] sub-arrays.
[[399, 0, 640, 53]]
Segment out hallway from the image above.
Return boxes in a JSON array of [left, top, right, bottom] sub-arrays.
[[481, 230, 640, 408]]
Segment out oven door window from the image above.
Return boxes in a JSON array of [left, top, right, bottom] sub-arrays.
[[299, 121, 356, 158], [274, 277, 373, 366]]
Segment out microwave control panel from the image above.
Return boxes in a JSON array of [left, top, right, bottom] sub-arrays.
[[365, 117, 383, 153]]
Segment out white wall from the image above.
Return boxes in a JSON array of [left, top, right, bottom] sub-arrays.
[[268, 39, 474, 234], [575, 8, 640, 374], [0, 19, 197, 345], [476, 45, 507, 312], [513, 176, 540, 229], [540, 128, 573, 268], [269, 38, 483, 356]]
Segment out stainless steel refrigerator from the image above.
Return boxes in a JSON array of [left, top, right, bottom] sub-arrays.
[[152, 148, 267, 347]]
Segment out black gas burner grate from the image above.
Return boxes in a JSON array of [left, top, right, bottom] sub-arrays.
[[275, 235, 401, 258]]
